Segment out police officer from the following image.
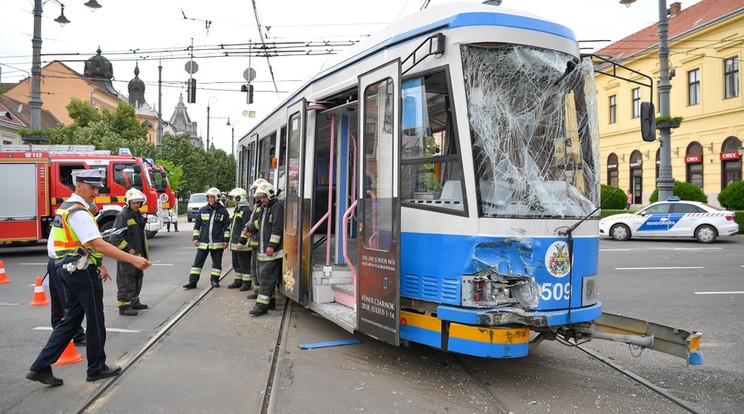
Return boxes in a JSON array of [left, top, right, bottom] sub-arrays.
[[247, 182, 283, 317], [110, 188, 149, 316], [226, 187, 253, 291], [183, 187, 230, 289], [27, 169, 151, 386]]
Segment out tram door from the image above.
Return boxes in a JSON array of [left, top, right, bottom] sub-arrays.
[[357, 60, 401, 346], [281, 99, 308, 305]]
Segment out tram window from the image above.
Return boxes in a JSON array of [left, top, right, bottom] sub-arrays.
[[462, 45, 600, 218], [362, 78, 394, 251], [258, 133, 276, 182], [400, 71, 465, 213]]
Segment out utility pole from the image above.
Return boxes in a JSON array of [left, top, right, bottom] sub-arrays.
[[157, 60, 163, 149], [655, 0, 675, 201]]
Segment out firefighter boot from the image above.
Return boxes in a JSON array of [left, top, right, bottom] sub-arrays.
[[268, 297, 276, 310], [249, 303, 268, 317], [246, 291, 258, 300], [239, 280, 252, 291], [182, 282, 197, 289], [227, 278, 243, 289], [119, 306, 137, 316], [210, 277, 220, 288], [131, 302, 148, 310]]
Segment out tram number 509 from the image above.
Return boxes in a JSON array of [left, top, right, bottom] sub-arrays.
[[541, 282, 571, 301]]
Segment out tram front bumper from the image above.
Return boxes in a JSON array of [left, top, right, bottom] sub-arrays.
[[437, 302, 603, 327]]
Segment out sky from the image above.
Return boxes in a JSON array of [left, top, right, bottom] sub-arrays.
[[0, 0, 702, 154]]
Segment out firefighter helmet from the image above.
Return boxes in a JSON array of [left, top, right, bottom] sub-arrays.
[[254, 182, 276, 200], [124, 188, 146, 205], [206, 187, 221, 199], [228, 187, 248, 203], [250, 178, 269, 190]]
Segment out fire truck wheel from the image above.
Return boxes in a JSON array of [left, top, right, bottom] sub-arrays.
[[99, 220, 114, 233]]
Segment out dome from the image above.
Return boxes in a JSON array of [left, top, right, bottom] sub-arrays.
[[84, 47, 113, 80]]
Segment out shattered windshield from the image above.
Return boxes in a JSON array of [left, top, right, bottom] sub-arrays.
[[463, 45, 600, 219]]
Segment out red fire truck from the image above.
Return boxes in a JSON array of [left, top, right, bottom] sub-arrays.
[[0, 145, 166, 244]]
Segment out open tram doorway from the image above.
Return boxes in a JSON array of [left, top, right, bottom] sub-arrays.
[[298, 61, 402, 346]]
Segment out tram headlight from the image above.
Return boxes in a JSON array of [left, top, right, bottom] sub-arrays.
[[582, 275, 598, 306], [461, 270, 540, 309]]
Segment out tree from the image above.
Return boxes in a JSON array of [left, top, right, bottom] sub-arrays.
[[649, 180, 708, 203], [155, 159, 185, 192], [718, 181, 744, 210]]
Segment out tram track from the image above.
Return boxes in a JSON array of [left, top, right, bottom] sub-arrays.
[[76, 268, 238, 413], [576, 344, 702, 414]]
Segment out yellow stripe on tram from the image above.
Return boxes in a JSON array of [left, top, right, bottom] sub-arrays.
[[449, 323, 530, 344], [400, 311, 441, 333]]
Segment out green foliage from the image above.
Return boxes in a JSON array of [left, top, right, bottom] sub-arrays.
[[600, 184, 628, 209], [48, 100, 232, 196], [649, 180, 708, 203], [717, 181, 744, 210], [155, 160, 185, 192], [655, 115, 684, 125], [734, 211, 743, 233]]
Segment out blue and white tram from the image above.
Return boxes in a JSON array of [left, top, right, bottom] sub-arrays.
[[237, 2, 702, 361]]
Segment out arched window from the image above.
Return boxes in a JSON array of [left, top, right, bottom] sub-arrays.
[[685, 142, 703, 189], [629, 150, 643, 204], [720, 136, 742, 189], [607, 153, 618, 186], [655, 148, 660, 181]]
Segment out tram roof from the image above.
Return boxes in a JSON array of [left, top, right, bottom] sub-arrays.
[[242, 2, 577, 139]]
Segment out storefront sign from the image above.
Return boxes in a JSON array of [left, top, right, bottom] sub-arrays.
[[720, 151, 740, 161], [685, 154, 702, 163]]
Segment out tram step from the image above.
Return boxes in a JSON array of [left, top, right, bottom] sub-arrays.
[[331, 283, 355, 309], [312, 268, 352, 286]]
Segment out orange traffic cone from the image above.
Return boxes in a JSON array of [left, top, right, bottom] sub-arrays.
[[0, 260, 9, 284], [29, 276, 50, 306], [53, 341, 83, 366]]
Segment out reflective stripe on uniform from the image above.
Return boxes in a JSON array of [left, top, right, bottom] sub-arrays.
[[256, 294, 271, 305], [257, 250, 283, 261], [210, 268, 221, 277], [269, 234, 281, 244], [127, 218, 136, 227], [190, 267, 201, 275]]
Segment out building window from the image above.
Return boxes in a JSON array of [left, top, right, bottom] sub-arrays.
[[607, 153, 619, 187], [685, 142, 703, 189], [609, 95, 617, 124], [632, 88, 640, 118], [688, 69, 700, 105], [629, 150, 643, 205], [724, 57, 739, 99], [721, 136, 742, 190]]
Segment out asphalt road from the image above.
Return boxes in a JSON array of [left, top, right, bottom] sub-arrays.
[[0, 222, 742, 414]]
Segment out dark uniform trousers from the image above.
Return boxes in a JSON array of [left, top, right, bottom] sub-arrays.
[[257, 259, 281, 300], [189, 249, 224, 283], [232, 250, 252, 279], [47, 258, 85, 342], [116, 262, 144, 305], [30, 264, 108, 377]]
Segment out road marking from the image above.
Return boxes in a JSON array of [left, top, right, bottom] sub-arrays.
[[600, 249, 632, 251], [19, 263, 47, 266], [0, 302, 20, 306], [34, 327, 141, 333], [151, 263, 174, 266], [615, 266, 705, 270], [602, 247, 723, 252], [695, 291, 744, 295]]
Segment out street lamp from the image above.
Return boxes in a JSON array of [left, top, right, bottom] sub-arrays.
[[30, 0, 102, 131], [621, 0, 674, 201]]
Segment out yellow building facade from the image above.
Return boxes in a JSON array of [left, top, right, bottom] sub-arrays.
[[595, 0, 743, 207]]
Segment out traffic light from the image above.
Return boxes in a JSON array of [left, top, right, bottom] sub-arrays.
[[241, 84, 254, 104], [187, 78, 197, 103]]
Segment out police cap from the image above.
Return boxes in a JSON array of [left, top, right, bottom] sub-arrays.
[[72, 168, 106, 188]]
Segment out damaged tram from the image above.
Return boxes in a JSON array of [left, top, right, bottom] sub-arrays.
[[237, 2, 702, 361]]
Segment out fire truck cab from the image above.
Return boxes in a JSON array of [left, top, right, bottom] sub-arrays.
[[0, 145, 164, 244]]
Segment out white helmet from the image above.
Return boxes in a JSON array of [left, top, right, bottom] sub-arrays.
[[254, 182, 276, 200], [250, 178, 269, 190], [124, 188, 146, 204], [228, 187, 248, 203], [206, 187, 221, 199]]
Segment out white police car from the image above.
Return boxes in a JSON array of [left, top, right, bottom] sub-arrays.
[[599, 197, 740, 243]]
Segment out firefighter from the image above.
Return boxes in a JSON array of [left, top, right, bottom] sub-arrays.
[[183, 187, 230, 289], [27, 169, 150, 386], [248, 181, 283, 317], [109, 188, 149, 316], [237, 178, 269, 299], [227, 187, 253, 290]]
